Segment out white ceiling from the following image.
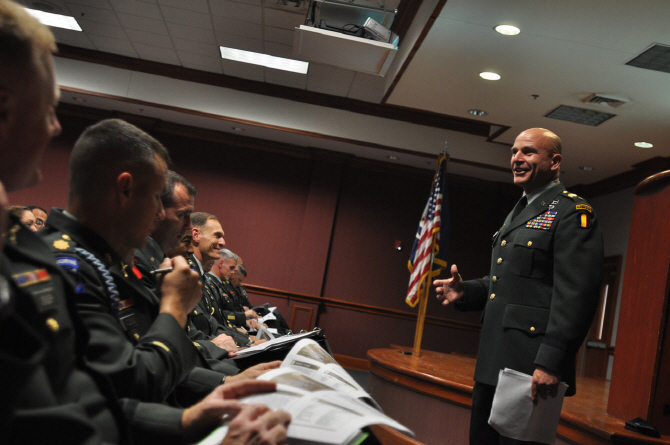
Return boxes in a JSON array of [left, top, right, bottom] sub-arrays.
[[19, 0, 670, 188]]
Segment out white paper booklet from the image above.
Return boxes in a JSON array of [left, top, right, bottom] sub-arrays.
[[199, 339, 413, 445], [488, 368, 568, 444]]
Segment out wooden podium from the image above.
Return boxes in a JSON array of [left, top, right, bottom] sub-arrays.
[[608, 170, 670, 433]]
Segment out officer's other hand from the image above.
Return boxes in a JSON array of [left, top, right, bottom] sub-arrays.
[[181, 380, 279, 443], [226, 361, 281, 385], [531, 367, 561, 404], [212, 333, 239, 352], [158, 256, 201, 326], [433, 264, 464, 306], [222, 404, 291, 445]]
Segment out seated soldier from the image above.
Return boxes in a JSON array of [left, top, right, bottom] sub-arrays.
[[6, 205, 38, 231], [41, 119, 277, 408], [28, 205, 48, 230]]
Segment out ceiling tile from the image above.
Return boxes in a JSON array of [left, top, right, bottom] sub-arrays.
[[263, 8, 303, 30], [160, 5, 211, 27], [173, 38, 218, 57], [222, 60, 265, 82], [217, 34, 264, 53], [166, 22, 216, 44], [265, 69, 307, 89], [263, 41, 293, 59], [306, 63, 355, 95], [107, 0, 161, 18], [116, 12, 168, 35], [125, 28, 173, 49], [178, 52, 224, 72], [210, 0, 262, 24], [63, 3, 121, 26], [66, 0, 112, 10], [87, 34, 138, 57], [133, 42, 180, 64], [264, 26, 294, 46], [77, 19, 126, 39], [213, 17, 262, 40], [51, 27, 96, 49], [159, 0, 209, 13]]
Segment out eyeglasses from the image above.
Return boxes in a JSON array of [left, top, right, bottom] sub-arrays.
[[34, 219, 45, 228]]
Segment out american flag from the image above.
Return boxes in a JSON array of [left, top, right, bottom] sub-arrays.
[[406, 152, 449, 307]]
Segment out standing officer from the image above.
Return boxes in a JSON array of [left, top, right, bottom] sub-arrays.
[[434, 128, 603, 444]]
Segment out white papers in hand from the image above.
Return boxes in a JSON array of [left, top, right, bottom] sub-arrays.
[[488, 368, 568, 444]]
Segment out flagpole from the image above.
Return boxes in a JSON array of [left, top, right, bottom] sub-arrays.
[[412, 151, 449, 357]]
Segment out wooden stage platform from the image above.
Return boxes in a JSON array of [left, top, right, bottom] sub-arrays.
[[367, 347, 670, 445]]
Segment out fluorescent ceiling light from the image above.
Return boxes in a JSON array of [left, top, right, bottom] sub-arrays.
[[495, 25, 520, 36], [634, 142, 653, 148], [220, 47, 308, 74], [480, 71, 501, 80], [25, 8, 82, 31]]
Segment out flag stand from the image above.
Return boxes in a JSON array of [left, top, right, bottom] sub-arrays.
[[411, 242, 436, 357], [410, 152, 449, 357]]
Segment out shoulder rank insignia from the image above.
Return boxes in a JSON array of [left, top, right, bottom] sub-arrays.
[[12, 269, 50, 287], [526, 210, 557, 230], [53, 239, 69, 250], [577, 212, 592, 228]]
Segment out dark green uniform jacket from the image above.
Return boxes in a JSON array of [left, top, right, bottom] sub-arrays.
[[457, 184, 603, 396], [41, 209, 225, 405]]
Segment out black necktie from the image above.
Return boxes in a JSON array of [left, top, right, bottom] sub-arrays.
[[511, 196, 528, 220]]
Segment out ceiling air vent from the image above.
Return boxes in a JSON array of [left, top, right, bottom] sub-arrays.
[[626, 43, 670, 74], [581, 93, 629, 109], [545, 105, 616, 127]]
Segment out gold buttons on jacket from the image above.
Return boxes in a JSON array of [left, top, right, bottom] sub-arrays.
[[530, 327, 536, 332], [501, 240, 507, 247], [46, 318, 59, 332], [527, 241, 533, 247], [490, 294, 495, 300], [497, 258, 502, 264], [492, 276, 497, 282]]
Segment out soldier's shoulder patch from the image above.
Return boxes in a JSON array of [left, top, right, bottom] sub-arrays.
[[577, 212, 592, 228], [576, 204, 592, 213], [55, 256, 79, 271]]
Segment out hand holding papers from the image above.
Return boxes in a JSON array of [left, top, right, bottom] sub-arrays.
[[488, 368, 568, 444], [200, 339, 413, 445]]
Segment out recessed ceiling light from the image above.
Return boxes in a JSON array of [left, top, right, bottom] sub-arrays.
[[25, 8, 82, 31], [634, 142, 653, 148], [220, 47, 308, 74], [469, 109, 488, 116], [479, 71, 501, 80], [387, 155, 398, 160], [494, 25, 520, 36]]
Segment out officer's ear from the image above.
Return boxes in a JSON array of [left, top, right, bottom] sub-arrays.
[[550, 153, 562, 172], [115, 172, 133, 206]]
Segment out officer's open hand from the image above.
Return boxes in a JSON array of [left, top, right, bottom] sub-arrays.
[[157, 255, 201, 327], [433, 264, 464, 306], [226, 361, 281, 385], [531, 367, 561, 404]]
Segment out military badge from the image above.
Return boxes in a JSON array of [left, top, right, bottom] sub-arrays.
[[576, 204, 592, 213], [577, 212, 592, 228], [53, 239, 69, 250], [526, 210, 557, 230], [12, 269, 50, 287]]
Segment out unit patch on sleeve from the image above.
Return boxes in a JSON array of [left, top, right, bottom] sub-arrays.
[[526, 210, 557, 230], [577, 212, 592, 228], [576, 204, 592, 213]]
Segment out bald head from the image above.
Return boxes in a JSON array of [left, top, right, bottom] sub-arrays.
[[511, 128, 563, 194]]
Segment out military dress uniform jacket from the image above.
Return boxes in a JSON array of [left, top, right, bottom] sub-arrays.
[[134, 239, 240, 375], [41, 209, 224, 404], [207, 272, 246, 327], [186, 254, 251, 348], [456, 184, 603, 396], [0, 215, 126, 444]]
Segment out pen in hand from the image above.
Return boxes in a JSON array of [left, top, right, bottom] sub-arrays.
[[150, 267, 174, 275]]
